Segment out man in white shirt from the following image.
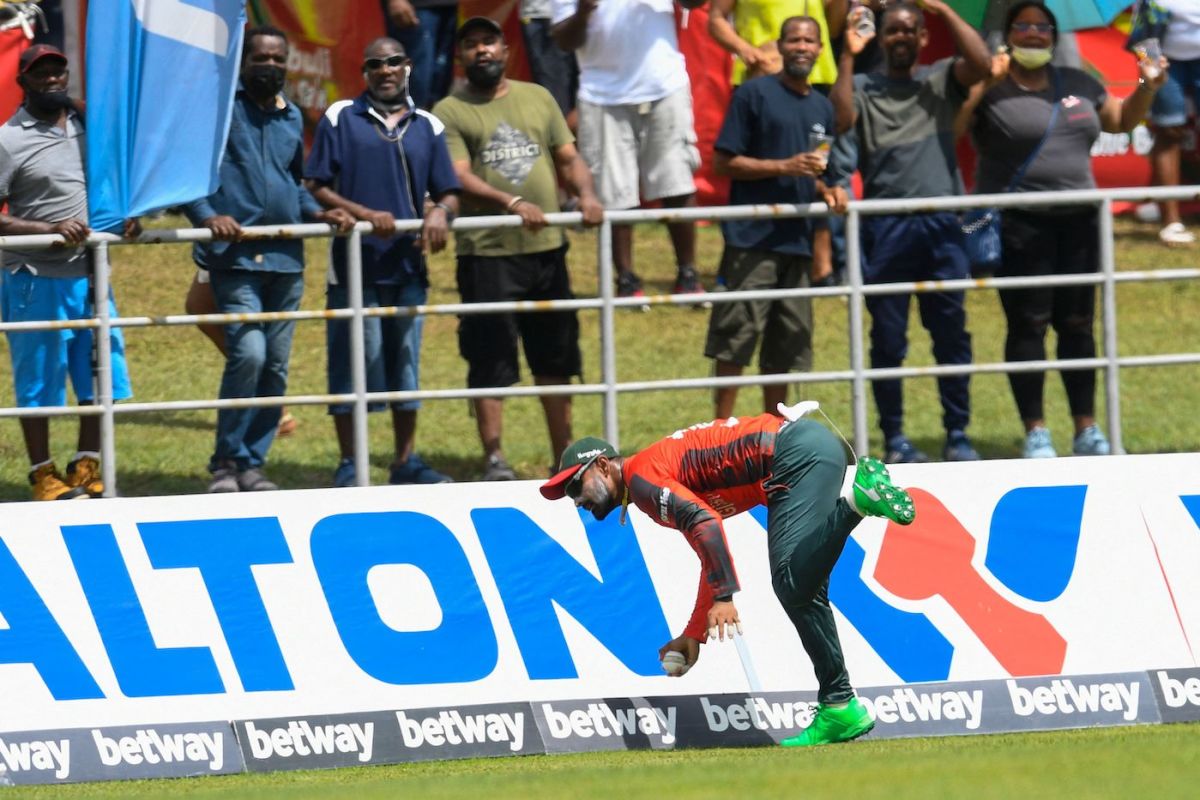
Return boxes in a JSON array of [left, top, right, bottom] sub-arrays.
[[552, 0, 707, 299], [1147, 0, 1200, 245]]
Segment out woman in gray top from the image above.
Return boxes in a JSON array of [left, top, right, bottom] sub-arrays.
[[968, 1, 1165, 459]]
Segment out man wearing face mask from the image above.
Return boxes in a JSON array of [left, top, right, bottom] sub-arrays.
[[433, 17, 603, 481], [305, 37, 461, 487], [830, 0, 991, 466], [183, 26, 356, 494], [0, 45, 138, 500]]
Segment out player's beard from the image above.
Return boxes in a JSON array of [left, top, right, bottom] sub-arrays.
[[590, 483, 618, 520]]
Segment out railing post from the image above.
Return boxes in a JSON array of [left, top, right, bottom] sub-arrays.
[[1099, 197, 1122, 454], [347, 227, 370, 486], [598, 219, 619, 448], [845, 207, 869, 456], [93, 242, 117, 497]]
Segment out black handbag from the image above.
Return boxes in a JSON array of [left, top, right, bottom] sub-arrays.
[[964, 68, 1062, 275]]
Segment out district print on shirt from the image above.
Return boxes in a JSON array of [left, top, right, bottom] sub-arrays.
[[480, 122, 542, 186]]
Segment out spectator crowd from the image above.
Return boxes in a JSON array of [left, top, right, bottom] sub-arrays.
[[0, 0, 1188, 499]]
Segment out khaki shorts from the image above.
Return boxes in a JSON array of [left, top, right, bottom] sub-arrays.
[[577, 87, 699, 209], [704, 246, 814, 373]]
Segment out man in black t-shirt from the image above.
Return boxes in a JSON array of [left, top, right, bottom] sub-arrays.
[[705, 16, 847, 419]]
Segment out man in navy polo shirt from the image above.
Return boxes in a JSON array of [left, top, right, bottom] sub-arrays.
[[706, 16, 846, 420], [305, 36, 461, 487]]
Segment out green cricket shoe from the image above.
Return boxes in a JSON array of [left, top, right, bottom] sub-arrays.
[[852, 457, 915, 525], [781, 698, 875, 747]]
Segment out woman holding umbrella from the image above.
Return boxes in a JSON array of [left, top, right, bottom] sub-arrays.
[[967, 0, 1166, 459]]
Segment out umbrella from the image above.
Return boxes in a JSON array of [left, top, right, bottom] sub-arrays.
[[949, 0, 1129, 33]]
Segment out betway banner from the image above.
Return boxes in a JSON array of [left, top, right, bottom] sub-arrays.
[[0, 455, 1196, 779]]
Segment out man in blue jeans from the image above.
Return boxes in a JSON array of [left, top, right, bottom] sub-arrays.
[[185, 26, 354, 494], [831, 1, 990, 464], [306, 36, 461, 487]]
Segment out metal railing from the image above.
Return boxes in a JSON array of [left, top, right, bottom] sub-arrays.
[[1, 184, 1198, 497]]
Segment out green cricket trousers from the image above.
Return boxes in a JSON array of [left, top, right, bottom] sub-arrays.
[[764, 418, 862, 705]]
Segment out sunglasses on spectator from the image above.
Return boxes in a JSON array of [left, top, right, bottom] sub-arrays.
[[364, 55, 407, 70], [1010, 22, 1054, 34]]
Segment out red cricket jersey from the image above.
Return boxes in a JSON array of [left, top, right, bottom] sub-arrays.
[[621, 413, 784, 641]]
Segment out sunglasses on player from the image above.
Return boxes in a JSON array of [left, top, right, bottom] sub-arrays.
[[364, 55, 408, 71]]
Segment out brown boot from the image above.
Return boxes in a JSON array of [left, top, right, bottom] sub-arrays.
[[66, 456, 105, 498], [30, 463, 88, 501]]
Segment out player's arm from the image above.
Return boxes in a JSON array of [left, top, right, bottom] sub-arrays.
[[631, 475, 742, 645]]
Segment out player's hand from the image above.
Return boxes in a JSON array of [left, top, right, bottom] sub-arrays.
[[201, 214, 242, 242], [50, 218, 90, 244], [707, 599, 742, 642], [361, 209, 396, 237], [122, 218, 143, 239], [512, 199, 548, 232], [658, 634, 701, 671]]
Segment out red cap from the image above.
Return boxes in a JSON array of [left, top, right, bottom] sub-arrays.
[[539, 464, 586, 501], [19, 44, 67, 75], [539, 436, 619, 501]]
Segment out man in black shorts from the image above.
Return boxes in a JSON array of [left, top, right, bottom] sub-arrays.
[[433, 17, 603, 480]]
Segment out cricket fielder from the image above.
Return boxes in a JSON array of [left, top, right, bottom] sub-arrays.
[[539, 403, 915, 746]]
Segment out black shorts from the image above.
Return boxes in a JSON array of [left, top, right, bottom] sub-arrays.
[[456, 246, 581, 388]]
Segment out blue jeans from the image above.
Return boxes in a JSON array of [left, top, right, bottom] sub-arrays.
[[861, 212, 972, 439], [325, 280, 426, 415], [390, 6, 457, 109], [208, 269, 304, 471]]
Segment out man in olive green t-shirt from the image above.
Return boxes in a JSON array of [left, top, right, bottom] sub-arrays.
[[433, 16, 603, 482]]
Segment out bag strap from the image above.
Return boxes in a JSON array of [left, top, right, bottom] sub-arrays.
[[1003, 66, 1061, 194]]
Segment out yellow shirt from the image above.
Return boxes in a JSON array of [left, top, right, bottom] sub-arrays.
[[731, 0, 838, 86]]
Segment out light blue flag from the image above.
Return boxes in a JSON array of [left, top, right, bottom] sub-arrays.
[[86, 0, 246, 233]]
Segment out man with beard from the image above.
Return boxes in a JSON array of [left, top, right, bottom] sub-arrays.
[[539, 404, 915, 745], [0, 45, 139, 500], [707, 17, 847, 420], [306, 37, 461, 487], [184, 26, 355, 493], [432, 17, 603, 481], [830, 1, 990, 465]]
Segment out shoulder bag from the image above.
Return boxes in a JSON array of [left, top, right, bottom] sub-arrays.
[[962, 67, 1062, 275]]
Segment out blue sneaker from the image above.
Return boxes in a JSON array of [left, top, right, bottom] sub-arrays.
[[389, 454, 452, 485], [884, 435, 929, 464], [943, 431, 981, 462], [333, 458, 356, 488], [1073, 425, 1111, 456], [1023, 427, 1057, 458]]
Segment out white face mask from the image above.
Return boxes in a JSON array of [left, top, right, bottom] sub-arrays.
[[1011, 45, 1053, 69]]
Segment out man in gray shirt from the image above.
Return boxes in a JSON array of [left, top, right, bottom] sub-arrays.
[[831, 0, 990, 464], [0, 45, 138, 500]]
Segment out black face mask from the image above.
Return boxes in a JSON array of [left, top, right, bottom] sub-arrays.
[[465, 60, 504, 89], [244, 65, 287, 98], [25, 88, 73, 114]]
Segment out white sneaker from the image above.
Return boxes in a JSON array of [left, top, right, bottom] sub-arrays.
[[1159, 222, 1195, 246]]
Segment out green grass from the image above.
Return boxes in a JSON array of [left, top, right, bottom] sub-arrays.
[[0, 216, 1197, 500], [6, 724, 1198, 798]]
